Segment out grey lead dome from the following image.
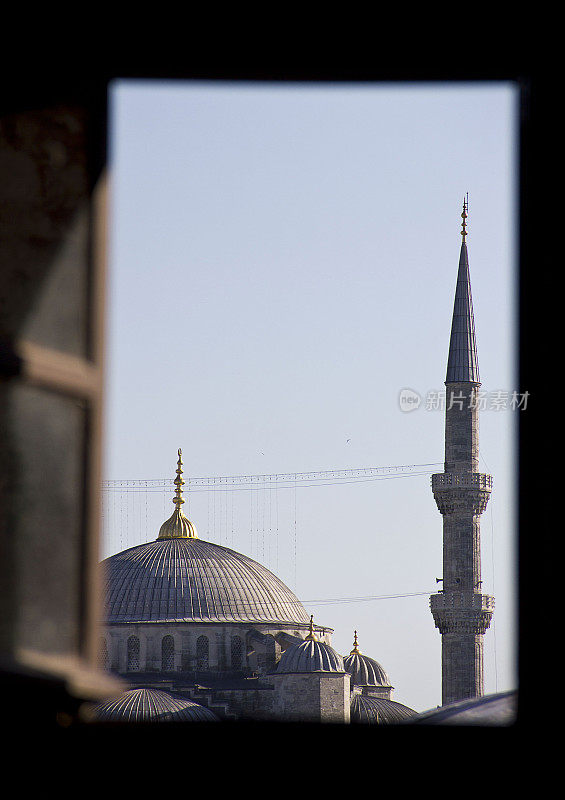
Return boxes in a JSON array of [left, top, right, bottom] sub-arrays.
[[93, 687, 219, 723], [276, 639, 344, 673], [102, 537, 310, 625], [350, 694, 417, 724], [343, 651, 391, 687]]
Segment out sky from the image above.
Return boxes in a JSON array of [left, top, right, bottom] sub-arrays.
[[103, 80, 519, 713]]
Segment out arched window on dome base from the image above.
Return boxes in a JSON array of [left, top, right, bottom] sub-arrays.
[[196, 636, 209, 671], [162, 635, 174, 672], [231, 635, 244, 670], [99, 638, 109, 670], [127, 635, 140, 672]]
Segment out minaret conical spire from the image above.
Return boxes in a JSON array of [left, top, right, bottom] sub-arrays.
[[446, 196, 480, 383]]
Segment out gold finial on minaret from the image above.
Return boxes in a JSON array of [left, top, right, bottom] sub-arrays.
[[350, 630, 361, 655], [157, 448, 198, 540], [305, 614, 318, 641], [461, 193, 469, 243]]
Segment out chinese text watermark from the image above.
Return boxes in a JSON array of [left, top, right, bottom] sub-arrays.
[[399, 388, 530, 413]]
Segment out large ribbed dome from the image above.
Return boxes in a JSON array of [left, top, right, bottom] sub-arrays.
[[102, 537, 310, 625], [103, 452, 310, 625]]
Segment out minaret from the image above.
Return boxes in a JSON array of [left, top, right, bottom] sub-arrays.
[[429, 198, 495, 706]]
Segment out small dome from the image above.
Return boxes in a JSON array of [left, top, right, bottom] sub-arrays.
[[351, 694, 416, 725], [277, 639, 344, 673], [276, 616, 344, 673], [343, 631, 390, 687], [92, 688, 219, 723], [343, 652, 390, 687]]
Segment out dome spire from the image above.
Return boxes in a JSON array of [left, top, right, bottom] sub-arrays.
[[305, 614, 318, 641], [173, 448, 185, 510], [157, 449, 198, 540], [350, 630, 361, 655]]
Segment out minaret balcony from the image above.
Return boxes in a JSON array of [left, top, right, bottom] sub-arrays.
[[430, 591, 495, 635], [431, 473, 493, 491], [431, 472, 492, 515]]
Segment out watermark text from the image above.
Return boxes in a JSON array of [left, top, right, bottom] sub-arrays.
[[399, 388, 530, 412]]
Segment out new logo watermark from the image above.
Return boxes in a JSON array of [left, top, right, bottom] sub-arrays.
[[399, 388, 422, 412], [398, 388, 530, 412]]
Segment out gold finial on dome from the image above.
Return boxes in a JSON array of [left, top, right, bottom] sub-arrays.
[[461, 193, 469, 243], [350, 630, 361, 655], [157, 449, 198, 540], [173, 448, 185, 509], [305, 615, 318, 641]]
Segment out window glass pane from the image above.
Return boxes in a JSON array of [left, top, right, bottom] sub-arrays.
[[0, 106, 90, 358], [1, 382, 85, 657]]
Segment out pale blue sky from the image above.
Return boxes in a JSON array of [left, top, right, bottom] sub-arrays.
[[104, 80, 518, 712]]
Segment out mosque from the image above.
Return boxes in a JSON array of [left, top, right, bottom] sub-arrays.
[[97, 446, 417, 724], [94, 201, 499, 725]]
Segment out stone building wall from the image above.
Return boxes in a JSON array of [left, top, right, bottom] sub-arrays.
[[270, 672, 351, 723], [102, 621, 332, 677]]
